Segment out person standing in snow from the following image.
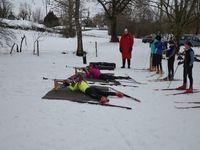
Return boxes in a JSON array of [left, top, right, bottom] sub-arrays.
[[149, 37, 157, 71], [155, 35, 165, 75], [119, 28, 134, 69], [165, 39, 176, 80], [176, 41, 195, 93]]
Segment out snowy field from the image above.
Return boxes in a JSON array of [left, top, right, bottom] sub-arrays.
[[0, 29, 200, 150]]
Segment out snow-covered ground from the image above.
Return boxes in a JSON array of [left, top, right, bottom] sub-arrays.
[[0, 29, 200, 150]]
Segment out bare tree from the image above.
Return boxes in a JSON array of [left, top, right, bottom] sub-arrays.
[[97, 0, 133, 42], [54, 0, 84, 56], [194, 1, 200, 34], [54, 0, 76, 37], [149, 0, 199, 48], [0, 0, 12, 18], [75, 0, 84, 56], [32, 8, 42, 23], [18, 2, 29, 20], [0, 19, 15, 47]]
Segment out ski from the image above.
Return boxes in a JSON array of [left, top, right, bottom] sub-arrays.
[[154, 88, 199, 91], [124, 74, 146, 85], [99, 82, 138, 87], [146, 73, 158, 78], [166, 90, 200, 96], [109, 87, 141, 103], [133, 68, 149, 72], [149, 78, 181, 82], [72, 99, 132, 110], [117, 80, 136, 84], [175, 106, 200, 109], [175, 101, 200, 104], [154, 88, 179, 91], [88, 81, 138, 87]]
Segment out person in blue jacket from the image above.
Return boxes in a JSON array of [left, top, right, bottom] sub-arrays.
[[155, 35, 165, 75]]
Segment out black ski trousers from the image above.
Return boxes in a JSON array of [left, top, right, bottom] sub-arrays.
[[99, 74, 130, 81], [85, 87, 116, 101], [183, 65, 193, 88], [156, 54, 162, 72], [167, 56, 175, 78]]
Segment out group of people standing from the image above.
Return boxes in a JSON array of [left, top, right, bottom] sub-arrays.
[[149, 35, 176, 79], [119, 28, 195, 93]]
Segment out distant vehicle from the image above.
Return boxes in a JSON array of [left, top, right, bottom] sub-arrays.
[[179, 34, 200, 47], [142, 35, 153, 43]]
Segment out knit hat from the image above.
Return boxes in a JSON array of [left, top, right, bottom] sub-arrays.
[[185, 41, 193, 47]]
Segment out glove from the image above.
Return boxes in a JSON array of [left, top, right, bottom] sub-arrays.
[[82, 68, 87, 72], [63, 81, 70, 87], [129, 47, 132, 52], [119, 48, 122, 53], [177, 55, 183, 60], [178, 61, 183, 65]]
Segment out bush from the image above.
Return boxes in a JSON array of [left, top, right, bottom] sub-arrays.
[[44, 11, 59, 28]]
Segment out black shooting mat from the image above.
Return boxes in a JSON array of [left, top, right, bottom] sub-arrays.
[[42, 86, 109, 102]]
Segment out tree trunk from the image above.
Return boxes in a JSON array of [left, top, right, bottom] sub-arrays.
[[195, 19, 200, 35], [75, 0, 84, 56], [110, 16, 119, 42], [68, 0, 74, 37], [172, 24, 182, 52]]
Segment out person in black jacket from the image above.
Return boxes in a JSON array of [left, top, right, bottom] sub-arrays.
[[165, 40, 176, 80], [176, 41, 195, 93]]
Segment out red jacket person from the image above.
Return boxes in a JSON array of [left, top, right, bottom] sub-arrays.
[[119, 28, 134, 68]]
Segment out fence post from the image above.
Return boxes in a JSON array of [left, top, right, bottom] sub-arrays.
[[95, 41, 98, 57], [37, 40, 39, 56]]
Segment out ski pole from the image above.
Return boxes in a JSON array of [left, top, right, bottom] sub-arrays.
[[42, 77, 70, 82], [167, 64, 179, 88], [43, 77, 55, 80], [66, 65, 87, 69]]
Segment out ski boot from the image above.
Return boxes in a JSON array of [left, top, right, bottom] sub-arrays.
[[100, 96, 109, 104], [176, 84, 187, 90], [116, 92, 124, 98], [186, 86, 193, 93]]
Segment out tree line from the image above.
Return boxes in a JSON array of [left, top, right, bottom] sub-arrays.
[[1, 0, 199, 55]]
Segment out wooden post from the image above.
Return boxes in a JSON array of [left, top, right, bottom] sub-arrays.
[[33, 41, 36, 55], [20, 34, 26, 52], [10, 43, 16, 54], [95, 41, 98, 57], [36, 40, 39, 56], [10, 43, 19, 54]]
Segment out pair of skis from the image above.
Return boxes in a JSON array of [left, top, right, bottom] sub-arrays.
[[148, 78, 181, 82], [71, 99, 132, 110], [174, 101, 200, 109], [154, 88, 200, 96], [155, 88, 200, 109], [89, 81, 138, 88]]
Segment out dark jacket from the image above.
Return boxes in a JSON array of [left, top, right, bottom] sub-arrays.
[[184, 48, 194, 67], [166, 45, 176, 59]]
